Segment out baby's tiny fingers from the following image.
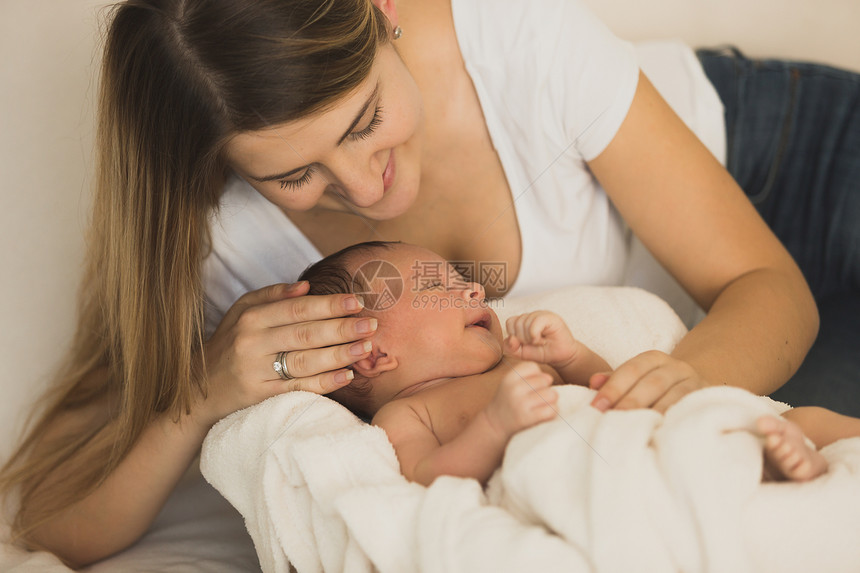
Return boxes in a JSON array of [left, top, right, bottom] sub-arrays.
[[527, 313, 547, 342], [505, 335, 521, 352], [539, 374, 555, 389], [524, 372, 554, 389], [506, 315, 526, 342], [521, 383, 557, 407], [538, 386, 558, 402], [530, 402, 558, 424], [516, 314, 537, 342], [510, 360, 541, 377]]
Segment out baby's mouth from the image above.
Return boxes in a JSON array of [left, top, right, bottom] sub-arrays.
[[466, 312, 492, 330]]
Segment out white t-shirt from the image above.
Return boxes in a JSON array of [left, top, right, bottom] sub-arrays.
[[202, 0, 725, 334]]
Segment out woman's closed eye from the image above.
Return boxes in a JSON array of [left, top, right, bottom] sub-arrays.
[[277, 106, 384, 191], [279, 166, 317, 191], [350, 105, 383, 142]]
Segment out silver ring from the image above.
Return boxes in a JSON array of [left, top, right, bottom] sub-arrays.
[[273, 351, 294, 380]]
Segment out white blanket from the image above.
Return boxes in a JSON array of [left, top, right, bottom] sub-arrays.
[[490, 385, 860, 573], [200, 286, 860, 572]]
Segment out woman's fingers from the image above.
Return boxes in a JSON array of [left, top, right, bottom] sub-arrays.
[[223, 281, 310, 326], [651, 381, 699, 414], [589, 372, 610, 390], [266, 339, 373, 382], [590, 351, 661, 410], [590, 351, 697, 411], [270, 367, 357, 396], [265, 316, 377, 355], [613, 367, 688, 410], [242, 291, 365, 330]]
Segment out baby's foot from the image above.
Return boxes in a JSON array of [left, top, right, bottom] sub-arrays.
[[757, 416, 828, 482]]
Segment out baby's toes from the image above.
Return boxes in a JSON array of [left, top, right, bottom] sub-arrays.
[[760, 416, 828, 482], [788, 458, 813, 480], [756, 415, 784, 435], [766, 433, 791, 459], [781, 449, 803, 469]]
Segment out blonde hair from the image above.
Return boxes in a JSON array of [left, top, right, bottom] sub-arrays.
[[0, 0, 389, 547]]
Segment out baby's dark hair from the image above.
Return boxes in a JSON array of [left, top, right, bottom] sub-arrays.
[[298, 240, 402, 420]]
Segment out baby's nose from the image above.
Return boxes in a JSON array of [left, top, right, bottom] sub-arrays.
[[461, 282, 485, 300]]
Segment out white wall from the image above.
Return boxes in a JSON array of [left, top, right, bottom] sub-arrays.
[[1, 1, 103, 460], [588, 0, 860, 73], [1, 0, 859, 460]]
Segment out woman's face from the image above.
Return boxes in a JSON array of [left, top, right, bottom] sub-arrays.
[[224, 44, 424, 221]]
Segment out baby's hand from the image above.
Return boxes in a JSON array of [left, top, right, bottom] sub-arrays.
[[485, 361, 558, 439], [504, 311, 579, 369]]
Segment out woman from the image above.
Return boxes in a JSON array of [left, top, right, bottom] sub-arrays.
[[0, 0, 856, 566]]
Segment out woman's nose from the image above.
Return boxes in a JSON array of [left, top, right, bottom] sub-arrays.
[[326, 152, 385, 208], [333, 181, 382, 208]]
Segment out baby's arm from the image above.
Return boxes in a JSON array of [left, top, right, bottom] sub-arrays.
[[373, 362, 556, 486], [505, 311, 610, 386]]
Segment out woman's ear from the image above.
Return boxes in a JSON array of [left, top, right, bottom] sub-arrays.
[[352, 346, 398, 377], [371, 0, 399, 29]]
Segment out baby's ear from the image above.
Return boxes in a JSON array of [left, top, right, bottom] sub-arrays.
[[352, 346, 398, 377]]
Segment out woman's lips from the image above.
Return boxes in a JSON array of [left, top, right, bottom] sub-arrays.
[[382, 149, 396, 192]]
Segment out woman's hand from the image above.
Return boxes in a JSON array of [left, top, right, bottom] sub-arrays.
[[589, 350, 710, 414], [194, 281, 376, 428]]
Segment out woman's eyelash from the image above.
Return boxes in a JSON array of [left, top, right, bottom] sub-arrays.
[[278, 166, 316, 191], [350, 105, 383, 141], [276, 106, 383, 191]]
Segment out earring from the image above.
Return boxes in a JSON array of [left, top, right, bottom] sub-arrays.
[[393, 26, 402, 40]]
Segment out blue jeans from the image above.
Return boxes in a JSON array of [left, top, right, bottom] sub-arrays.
[[697, 47, 860, 416]]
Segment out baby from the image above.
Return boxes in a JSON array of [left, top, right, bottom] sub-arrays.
[[299, 240, 860, 486]]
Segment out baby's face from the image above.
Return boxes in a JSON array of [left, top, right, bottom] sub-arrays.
[[349, 244, 504, 405]]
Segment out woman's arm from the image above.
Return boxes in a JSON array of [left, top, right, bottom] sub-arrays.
[[26, 406, 210, 568], [587, 71, 818, 411], [24, 283, 373, 567]]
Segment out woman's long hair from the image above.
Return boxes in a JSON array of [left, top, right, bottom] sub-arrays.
[[0, 0, 389, 547]]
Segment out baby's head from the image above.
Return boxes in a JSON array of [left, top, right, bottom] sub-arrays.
[[298, 241, 504, 419]]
